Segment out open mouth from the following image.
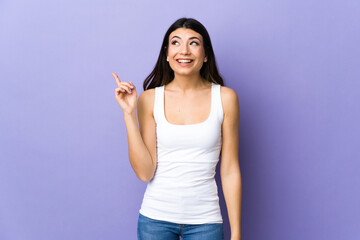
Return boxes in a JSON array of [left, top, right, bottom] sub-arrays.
[[176, 59, 194, 63]]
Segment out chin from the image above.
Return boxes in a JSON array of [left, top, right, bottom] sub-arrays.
[[174, 68, 200, 75], [175, 71, 196, 76]]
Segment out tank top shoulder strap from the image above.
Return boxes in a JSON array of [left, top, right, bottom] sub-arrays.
[[213, 83, 224, 124], [153, 85, 165, 124]]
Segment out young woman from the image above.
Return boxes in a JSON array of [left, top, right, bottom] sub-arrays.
[[113, 17, 242, 240]]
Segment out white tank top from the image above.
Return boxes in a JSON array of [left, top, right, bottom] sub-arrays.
[[139, 82, 224, 224]]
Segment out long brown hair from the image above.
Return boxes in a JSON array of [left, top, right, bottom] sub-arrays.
[[143, 17, 225, 91]]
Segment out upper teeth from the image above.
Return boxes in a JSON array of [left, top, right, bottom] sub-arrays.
[[178, 59, 192, 63]]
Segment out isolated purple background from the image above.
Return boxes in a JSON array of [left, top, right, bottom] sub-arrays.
[[1, 0, 359, 239]]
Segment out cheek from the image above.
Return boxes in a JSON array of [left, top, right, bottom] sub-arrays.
[[167, 46, 177, 55], [194, 47, 205, 57]]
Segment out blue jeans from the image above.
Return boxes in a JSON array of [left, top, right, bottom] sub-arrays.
[[137, 213, 224, 240]]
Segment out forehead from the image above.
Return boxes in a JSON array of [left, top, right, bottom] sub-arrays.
[[169, 28, 203, 41]]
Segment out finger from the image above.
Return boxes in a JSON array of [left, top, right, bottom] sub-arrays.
[[129, 82, 136, 89], [129, 82, 136, 93], [120, 81, 134, 90], [112, 72, 122, 87], [115, 88, 124, 95], [118, 85, 131, 94]]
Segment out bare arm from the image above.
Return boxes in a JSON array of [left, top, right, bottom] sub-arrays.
[[113, 72, 156, 182], [125, 90, 157, 182], [220, 86, 242, 240]]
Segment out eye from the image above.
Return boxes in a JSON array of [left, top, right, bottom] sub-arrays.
[[171, 41, 199, 46]]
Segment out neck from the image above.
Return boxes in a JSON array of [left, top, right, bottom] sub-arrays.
[[168, 73, 208, 93]]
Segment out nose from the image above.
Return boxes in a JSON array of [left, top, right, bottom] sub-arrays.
[[180, 43, 190, 55]]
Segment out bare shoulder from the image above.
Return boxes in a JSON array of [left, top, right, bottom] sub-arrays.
[[220, 86, 239, 117], [138, 88, 155, 116], [138, 87, 155, 102], [220, 85, 238, 101]]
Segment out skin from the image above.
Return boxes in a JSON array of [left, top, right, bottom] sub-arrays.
[[113, 27, 242, 240]]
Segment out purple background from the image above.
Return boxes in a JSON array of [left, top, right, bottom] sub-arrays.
[[1, 0, 359, 239]]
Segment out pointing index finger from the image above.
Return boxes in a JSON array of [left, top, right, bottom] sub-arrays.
[[112, 72, 121, 87]]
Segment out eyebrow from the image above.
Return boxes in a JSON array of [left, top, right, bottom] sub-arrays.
[[170, 36, 201, 41]]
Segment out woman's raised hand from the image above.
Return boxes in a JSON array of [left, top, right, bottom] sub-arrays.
[[113, 72, 137, 116]]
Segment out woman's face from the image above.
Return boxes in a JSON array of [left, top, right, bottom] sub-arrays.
[[166, 28, 207, 77]]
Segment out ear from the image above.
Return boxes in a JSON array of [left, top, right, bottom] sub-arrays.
[[204, 56, 207, 62]]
